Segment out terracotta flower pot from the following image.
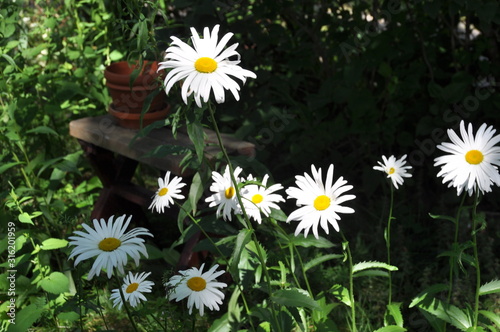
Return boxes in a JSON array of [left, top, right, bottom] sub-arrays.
[[104, 60, 166, 114], [108, 102, 171, 129]]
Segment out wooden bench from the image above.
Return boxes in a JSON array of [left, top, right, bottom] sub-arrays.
[[69, 115, 255, 221], [70, 115, 255, 269]]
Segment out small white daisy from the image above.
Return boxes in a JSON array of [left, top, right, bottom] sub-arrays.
[[166, 263, 227, 316], [158, 24, 257, 108], [110, 271, 155, 309], [434, 120, 500, 196], [205, 165, 246, 221], [149, 171, 187, 213], [68, 215, 153, 280], [286, 164, 356, 239], [373, 154, 412, 189], [242, 174, 285, 224]]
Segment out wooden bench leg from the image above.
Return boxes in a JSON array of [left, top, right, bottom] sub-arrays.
[[77, 139, 148, 222]]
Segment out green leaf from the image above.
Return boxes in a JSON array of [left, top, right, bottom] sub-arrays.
[[304, 254, 345, 272], [479, 310, 500, 327], [416, 297, 472, 330], [385, 302, 404, 327], [18, 212, 34, 225], [410, 284, 449, 308], [0, 161, 23, 174], [354, 270, 390, 278], [429, 213, 457, 223], [40, 272, 70, 294], [7, 302, 44, 332], [352, 261, 398, 274], [26, 126, 59, 136], [373, 326, 407, 332], [40, 238, 68, 250], [271, 288, 319, 310], [230, 228, 253, 278], [57, 311, 80, 322], [330, 284, 351, 307], [288, 234, 336, 248], [189, 172, 204, 215], [1, 53, 17, 68], [208, 312, 231, 332], [479, 279, 500, 296], [186, 117, 205, 164]]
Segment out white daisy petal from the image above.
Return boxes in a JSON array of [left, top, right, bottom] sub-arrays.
[[286, 164, 355, 239], [158, 24, 256, 107], [205, 165, 245, 221], [149, 171, 187, 213], [373, 154, 412, 189], [110, 271, 155, 310], [166, 264, 227, 316], [68, 215, 153, 280], [241, 173, 285, 224], [434, 120, 500, 196]]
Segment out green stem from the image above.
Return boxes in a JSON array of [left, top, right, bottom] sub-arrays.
[[341, 231, 357, 332], [149, 313, 166, 331], [386, 184, 394, 306], [114, 274, 140, 332], [446, 192, 467, 304], [471, 191, 481, 329], [274, 221, 313, 296], [175, 202, 257, 332], [207, 102, 282, 332]]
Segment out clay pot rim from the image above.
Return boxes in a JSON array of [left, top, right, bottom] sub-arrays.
[[108, 103, 171, 120], [104, 60, 163, 86]]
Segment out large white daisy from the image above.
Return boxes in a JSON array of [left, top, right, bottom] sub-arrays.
[[166, 263, 227, 316], [205, 165, 245, 221], [373, 154, 412, 189], [68, 215, 153, 280], [149, 171, 187, 213], [286, 164, 356, 239], [110, 271, 155, 309], [158, 24, 257, 108], [434, 120, 500, 196], [242, 174, 285, 224]]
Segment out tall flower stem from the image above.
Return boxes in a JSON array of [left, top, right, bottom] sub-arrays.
[[471, 191, 481, 329], [175, 201, 257, 332], [274, 221, 313, 297], [385, 184, 394, 306], [340, 231, 357, 332], [446, 192, 467, 305], [114, 273, 140, 332], [207, 102, 282, 332]]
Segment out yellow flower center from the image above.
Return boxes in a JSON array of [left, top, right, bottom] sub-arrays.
[[252, 194, 264, 204], [187, 276, 206, 292], [465, 150, 484, 165], [159, 187, 168, 196], [225, 187, 235, 199], [313, 195, 331, 211], [98, 237, 121, 251], [126, 282, 139, 294], [194, 57, 217, 73], [388, 167, 395, 174]]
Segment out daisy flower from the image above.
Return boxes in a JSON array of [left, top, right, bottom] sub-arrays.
[[68, 215, 153, 280], [242, 174, 285, 224], [373, 154, 412, 189], [158, 24, 257, 108], [205, 165, 246, 221], [166, 263, 227, 316], [434, 120, 500, 196], [286, 164, 356, 239], [110, 271, 155, 309], [149, 171, 187, 213]]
